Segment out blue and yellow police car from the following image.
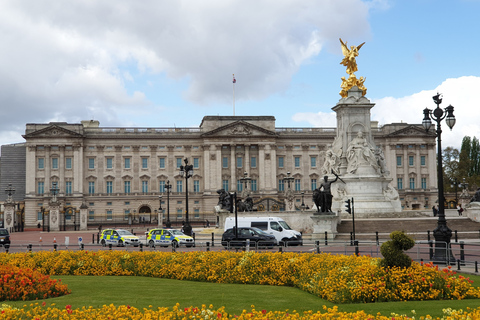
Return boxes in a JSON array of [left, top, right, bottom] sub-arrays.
[[100, 229, 140, 247], [146, 228, 194, 248]]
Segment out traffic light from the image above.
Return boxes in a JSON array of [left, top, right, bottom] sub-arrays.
[[345, 199, 352, 214]]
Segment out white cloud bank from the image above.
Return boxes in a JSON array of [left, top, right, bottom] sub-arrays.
[[0, 0, 372, 148]]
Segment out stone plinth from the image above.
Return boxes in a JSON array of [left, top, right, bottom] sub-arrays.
[[79, 207, 88, 231], [466, 202, 480, 221], [310, 213, 340, 239], [331, 169, 402, 218]]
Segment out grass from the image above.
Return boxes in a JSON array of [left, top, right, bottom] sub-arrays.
[[5, 274, 480, 317]]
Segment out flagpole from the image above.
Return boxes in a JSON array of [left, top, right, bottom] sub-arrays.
[[232, 74, 236, 116]]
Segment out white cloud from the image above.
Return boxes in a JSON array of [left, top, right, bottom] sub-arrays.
[[0, 0, 371, 145]]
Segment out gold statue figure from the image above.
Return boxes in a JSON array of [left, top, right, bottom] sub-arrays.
[[339, 38, 367, 98]]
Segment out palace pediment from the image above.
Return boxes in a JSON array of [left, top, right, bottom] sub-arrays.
[[201, 120, 277, 137], [386, 125, 434, 138], [23, 124, 84, 139]]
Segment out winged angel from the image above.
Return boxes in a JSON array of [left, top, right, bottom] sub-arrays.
[[339, 38, 365, 76]]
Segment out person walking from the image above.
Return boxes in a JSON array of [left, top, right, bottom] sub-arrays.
[[457, 204, 464, 216], [432, 206, 438, 217]]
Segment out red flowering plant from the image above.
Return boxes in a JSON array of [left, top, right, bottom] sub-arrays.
[[0, 264, 70, 301]]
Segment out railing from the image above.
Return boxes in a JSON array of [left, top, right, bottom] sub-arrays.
[[5, 236, 480, 273]]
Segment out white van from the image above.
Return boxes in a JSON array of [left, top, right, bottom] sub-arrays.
[[224, 217, 302, 246]]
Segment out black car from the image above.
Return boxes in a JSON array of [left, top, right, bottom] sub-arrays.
[[0, 228, 10, 246], [221, 227, 277, 248]]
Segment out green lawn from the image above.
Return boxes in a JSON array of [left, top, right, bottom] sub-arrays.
[[5, 274, 480, 317]]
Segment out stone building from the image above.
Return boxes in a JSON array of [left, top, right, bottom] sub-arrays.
[[8, 115, 437, 228]]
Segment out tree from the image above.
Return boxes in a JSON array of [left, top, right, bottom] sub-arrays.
[[458, 136, 480, 190], [442, 147, 459, 193]]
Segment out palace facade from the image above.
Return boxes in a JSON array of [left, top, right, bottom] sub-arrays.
[[15, 116, 437, 228]]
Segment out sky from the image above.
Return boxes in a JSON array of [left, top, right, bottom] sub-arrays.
[[0, 0, 478, 150]]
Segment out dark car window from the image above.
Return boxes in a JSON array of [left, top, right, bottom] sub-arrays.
[[251, 222, 268, 230], [0, 229, 8, 235]]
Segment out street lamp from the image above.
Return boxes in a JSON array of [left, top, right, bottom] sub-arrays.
[[180, 158, 193, 236], [283, 172, 294, 191], [450, 178, 459, 206], [50, 182, 59, 203], [5, 183, 15, 201], [422, 93, 456, 263], [239, 171, 251, 198], [301, 192, 305, 211], [164, 180, 172, 228], [239, 171, 251, 190]]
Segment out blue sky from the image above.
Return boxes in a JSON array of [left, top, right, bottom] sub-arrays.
[[0, 0, 478, 149]]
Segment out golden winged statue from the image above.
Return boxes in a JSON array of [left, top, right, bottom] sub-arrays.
[[339, 38, 367, 98]]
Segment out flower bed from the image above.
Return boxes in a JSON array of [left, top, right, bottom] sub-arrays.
[[0, 303, 479, 319], [0, 251, 478, 303], [0, 264, 70, 301]]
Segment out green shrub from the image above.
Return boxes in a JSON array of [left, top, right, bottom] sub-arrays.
[[380, 231, 415, 268]]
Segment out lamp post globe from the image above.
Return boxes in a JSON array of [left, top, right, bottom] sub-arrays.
[[422, 93, 456, 263]]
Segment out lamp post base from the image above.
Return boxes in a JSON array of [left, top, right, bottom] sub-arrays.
[[183, 223, 192, 237], [432, 224, 455, 264]]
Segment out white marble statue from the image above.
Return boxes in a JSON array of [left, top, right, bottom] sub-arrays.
[[346, 131, 379, 174]]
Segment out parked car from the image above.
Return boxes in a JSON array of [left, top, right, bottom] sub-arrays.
[[100, 229, 140, 247], [146, 228, 194, 248], [0, 228, 10, 247], [221, 227, 277, 248]]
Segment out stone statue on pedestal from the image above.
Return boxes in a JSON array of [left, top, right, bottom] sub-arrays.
[[346, 131, 379, 174]]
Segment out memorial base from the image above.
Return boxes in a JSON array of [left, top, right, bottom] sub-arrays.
[[310, 214, 340, 240]]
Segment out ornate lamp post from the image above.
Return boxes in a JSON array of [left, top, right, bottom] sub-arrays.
[[459, 178, 470, 210], [283, 172, 294, 190], [5, 183, 15, 201], [450, 177, 459, 206], [164, 180, 172, 228], [50, 182, 59, 203], [180, 158, 193, 236], [422, 93, 456, 263], [301, 191, 305, 211], [239, 171, 251, 198]]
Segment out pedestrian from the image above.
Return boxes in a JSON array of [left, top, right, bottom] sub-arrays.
[[432, 206, 438, 217], [457, 204, 464, 216]]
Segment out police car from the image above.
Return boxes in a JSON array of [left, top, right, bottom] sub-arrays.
[[100, 229, 140, 247], [146, 228, 194, 248]]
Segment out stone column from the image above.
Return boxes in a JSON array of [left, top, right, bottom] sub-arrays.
[[3, 202, 15, 231], [79, 202, 88, 231], [49, 201, 61, 231], [157, 209, 163, 227]]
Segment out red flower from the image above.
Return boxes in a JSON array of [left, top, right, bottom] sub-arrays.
[[262, 310, 266, 314]]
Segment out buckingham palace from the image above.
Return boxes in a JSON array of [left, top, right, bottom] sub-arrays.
[[0, 114, 437, 230]]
